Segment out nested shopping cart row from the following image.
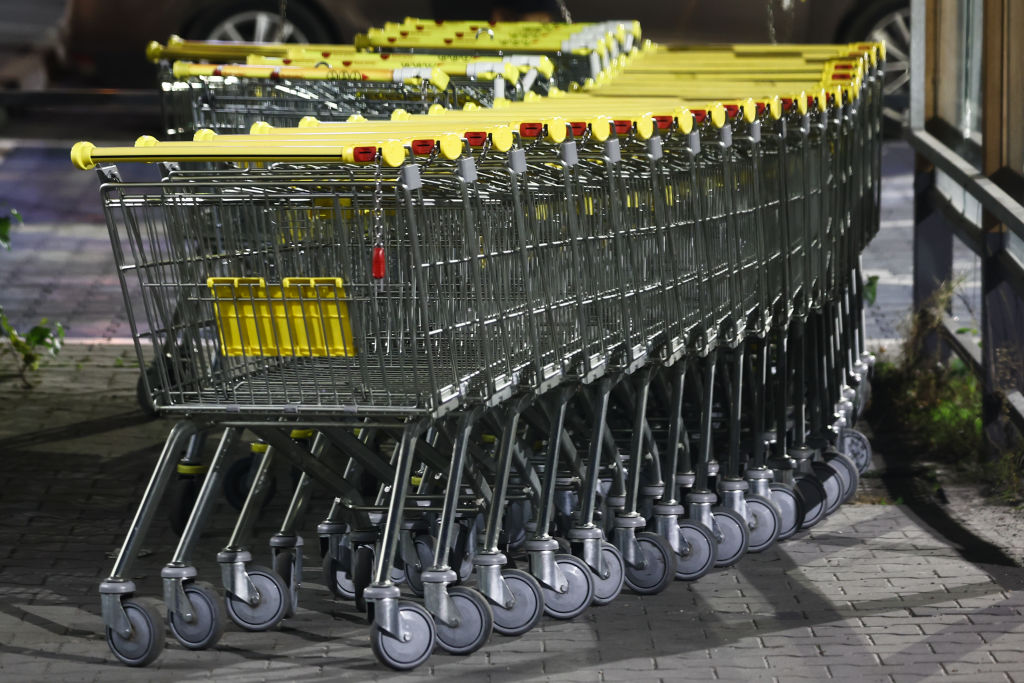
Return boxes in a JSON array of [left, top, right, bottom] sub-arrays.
[[74, 27, 883, 672]]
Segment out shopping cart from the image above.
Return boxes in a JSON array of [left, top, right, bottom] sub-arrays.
[[71, 25, 884, 672]]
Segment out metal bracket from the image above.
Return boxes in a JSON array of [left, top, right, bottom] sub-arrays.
[[559, 141, 578, 166], [422, 571, 460, 628], [750, 121, 761, 143], [457, 156, 477, 184], [160, 564, 197, 622], [720, 125, 732, 148], [613, 525, 644, 569], [646, 135, 663, 161], [474, 559, 516, 609], [688, 131, 701, 156], [528, 549, 568, 593], [400, 165, 422, 191], [604, 137, 621, 163], [221, 560, 259, 606], [99, 580, 135, 638], [507, 148, 527, 175]]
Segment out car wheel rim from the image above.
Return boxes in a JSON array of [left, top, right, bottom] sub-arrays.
[[207, 11, 309, 43], [869, 8, 911, 126]]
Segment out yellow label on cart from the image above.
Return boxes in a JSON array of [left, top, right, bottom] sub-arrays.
[[208, 277, 356, 357]]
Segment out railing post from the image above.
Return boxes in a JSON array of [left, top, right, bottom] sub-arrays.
[[912, 166, 952, 359]]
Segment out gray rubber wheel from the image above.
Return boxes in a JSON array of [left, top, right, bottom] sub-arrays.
[[812, 460, 845, 516], [745, 495, 782, 553], [370, 600, 435, 671], [272, 549, 301, 618], [225, 565, 290, 631], [106, 598, 165, 667], [839, 427, 873, 474], [168, 581, 225, 651], [541, 554, 594, 620], [711, 508, 750, 567], [434, 586, 493, 655], [770, 482, 805, 540], [794, 473, 827, 529], [675, 520, 716, 581], [824, 449, 861, 503], [322, 553, 356, 600], [590, 541, 625, 605], [404, 536, 434, 598], [623, 531, 676, 595], [490, 568, 544, 636]]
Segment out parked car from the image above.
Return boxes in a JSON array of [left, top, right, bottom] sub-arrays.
[[61, 0, 909, 128]]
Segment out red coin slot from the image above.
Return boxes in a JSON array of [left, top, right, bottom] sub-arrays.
[[361, 73, 369, 80], [570, 121, 587, 137], [270, 68, 281, 80], [212, 66, 223, 76], [416, 24, 424, 30], [400, 31, 409, 37], [469, 25, 478, 30], [724, 104, 739, 119], [692, 109, 706, 123], [653, 115, 673, 130], [283, 58, 292, 65], [435, 19, 443, 25], [455, 31, 464, 37], [613, 120, 632, 134], [342, 60, 352, 66], [465, 131, 487, 146], [807, 95, 817, 107], [353, 146, 377, 162], [781, 98, 793, 111], [322, 51, 331, 58], [387, 37, 396, 43], [756, 102, 766, 115], [411, 139, 436, 155], [831, 74, 846, 80], [833, 63, 853, 70], [519, 122, 543, 138], [372, 246, 386, 279], [444, 38, 453, 44], [380, 54, 390, 60]]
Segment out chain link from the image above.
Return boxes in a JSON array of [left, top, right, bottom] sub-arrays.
[[372, 152, 385, 247], [555, 0, 573, 24]]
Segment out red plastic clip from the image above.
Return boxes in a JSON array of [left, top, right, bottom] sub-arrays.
[[519, 122, 543, 138], [653, 115, 673, 130], [465, 131, 487, 147], [372, 247, 386, 279], [353, 146, 377, 162], [411, 139, 436, 155]]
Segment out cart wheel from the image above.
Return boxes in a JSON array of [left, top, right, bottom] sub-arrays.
[[370, 600, 435, 671], [490, 568, 543, 636], [590, 541, 625, 605], [168, 581, 225, 650], [223, 454, 277, 512], [272, 549, 300, 617], [404, 535, 435, 598], [321, 553, 356, 600], [352, 545, 374, 613], [839, 427, 872, 474], [824, 449, 861, 503], [812, 460, 844, 516], [711, 508, 750, 567], [623, 531, 676, 595], [795, 473, 827, 529], [224, 565, 290, 631], [745, 495, 782, 553], [770, 482, 805, 540], [675, 520, 717, 581], [106, 597, 165, 667], [168, 474, 200, 537], [541, 554, 594, 620], [434, 585, 493, 655]]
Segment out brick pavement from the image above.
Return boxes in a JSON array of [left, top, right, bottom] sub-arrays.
[[1, 141, 1023, 681]]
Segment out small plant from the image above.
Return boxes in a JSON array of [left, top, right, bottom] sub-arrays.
[[0, 208, 65, 386]]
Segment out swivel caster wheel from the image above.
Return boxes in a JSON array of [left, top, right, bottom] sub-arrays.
[[403, 535, 435, 598], [168, 581, 225, 651], [224, 565, 290, 631], [744, 495, 782, 553], [812, 460, 844, 516], [370, 600, 435, 671], [541, 554, 594, 620], [824, 449, 860, 503], [434, 586, 493, 655], [770, 482, 805, 540], [272, 549, 301, 617], [106, 597, 165, 667], [490, 568, 544, 636], [674, 520, 716, 581], [590, 541, 625, 605], [623, 532, 676, 595], [711, 508, 750, 567], [794, 473, 827, 529], [321, 553, 356, 600]]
